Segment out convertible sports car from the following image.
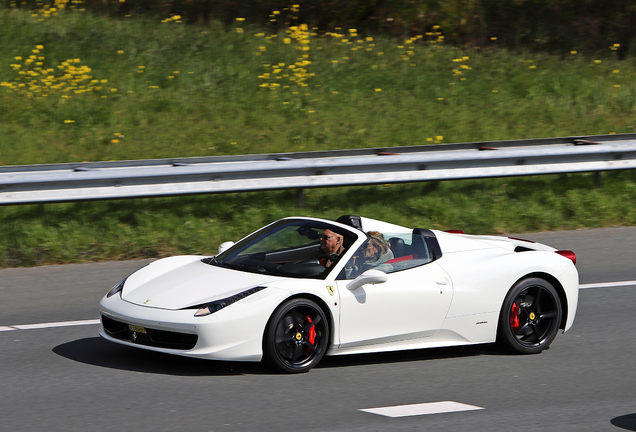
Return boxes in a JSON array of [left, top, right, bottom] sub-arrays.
[[99, 215, 579, 373]]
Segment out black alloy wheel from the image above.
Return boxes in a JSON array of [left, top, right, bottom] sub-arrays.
[[498, 277, 562, 354], [264, 298, 329, 373]]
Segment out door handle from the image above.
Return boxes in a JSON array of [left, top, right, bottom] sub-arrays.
[[436, 279, 448, 285]]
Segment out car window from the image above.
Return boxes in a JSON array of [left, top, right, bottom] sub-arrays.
[[241, 224, 320, 255], [340, 232, 433, 280], [212, 219, 358, 279]]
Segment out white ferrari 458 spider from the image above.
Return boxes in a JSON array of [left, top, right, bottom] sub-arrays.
[[99, 215, 579, 373]]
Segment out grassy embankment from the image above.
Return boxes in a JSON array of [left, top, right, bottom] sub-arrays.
[[1, 5, 635, 267]]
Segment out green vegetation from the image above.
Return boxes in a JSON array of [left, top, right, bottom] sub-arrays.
[[1, 5, 635, 268]]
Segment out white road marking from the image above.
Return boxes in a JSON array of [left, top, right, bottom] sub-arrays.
[[580, 280, 636, 289], [1, 319, 100, 332], [359, 401, 484, 418]]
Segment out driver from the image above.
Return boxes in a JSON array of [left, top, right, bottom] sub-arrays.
[[317, 229, 344, 268]]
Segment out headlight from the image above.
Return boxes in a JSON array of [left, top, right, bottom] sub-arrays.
[[106, 278, 127, 298], [192, 286, 267, 317]]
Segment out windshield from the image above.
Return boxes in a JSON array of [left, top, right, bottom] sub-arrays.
[[208, 219, 358, 279]]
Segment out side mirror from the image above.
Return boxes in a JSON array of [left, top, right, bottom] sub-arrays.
[[218, 241, 235, 254], [346, 269, 388, 291]]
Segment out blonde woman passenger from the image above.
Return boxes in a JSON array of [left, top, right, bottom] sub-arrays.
[[346, 231, 394, 278]]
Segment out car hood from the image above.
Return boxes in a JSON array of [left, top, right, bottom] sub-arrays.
[[121, 256, 279, 310]]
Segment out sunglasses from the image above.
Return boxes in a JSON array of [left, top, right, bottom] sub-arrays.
[[320, 234, 336, 240]]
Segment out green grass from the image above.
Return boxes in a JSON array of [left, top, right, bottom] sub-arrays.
[[1, 7, 635, 267]]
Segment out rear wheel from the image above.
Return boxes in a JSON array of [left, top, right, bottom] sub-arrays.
[[263, 298, 329, 373], [498, 278, 562, 354]]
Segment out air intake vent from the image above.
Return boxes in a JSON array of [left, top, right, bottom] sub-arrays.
[[514, 246, 535, 252]]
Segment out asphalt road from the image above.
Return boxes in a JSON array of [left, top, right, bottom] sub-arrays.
[[1, 226, 635, 432]]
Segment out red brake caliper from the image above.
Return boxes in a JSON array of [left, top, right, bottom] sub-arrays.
[[305, 315, 316, 345], [510, 302, 520, 331]]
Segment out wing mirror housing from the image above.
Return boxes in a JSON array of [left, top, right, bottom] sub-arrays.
[[346, 269, 388, 291], [218, 241, 235, 254]]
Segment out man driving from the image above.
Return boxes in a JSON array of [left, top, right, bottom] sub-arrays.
[[317, 229, 344, 268]]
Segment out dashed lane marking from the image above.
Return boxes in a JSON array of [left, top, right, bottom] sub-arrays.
[[579, 280, 636, 289], [359, 401, 484, 417], [0, 319, 100, 332]]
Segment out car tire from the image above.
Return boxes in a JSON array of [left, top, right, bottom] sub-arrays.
[[497, 277, 562, 354], [263, 298, 329, 373]]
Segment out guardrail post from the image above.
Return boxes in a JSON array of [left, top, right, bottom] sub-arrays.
[[297, 188, 305, 208], [595, 172, 603, 187]]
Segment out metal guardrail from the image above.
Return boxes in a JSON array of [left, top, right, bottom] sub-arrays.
[[1, 133, 636, 206]]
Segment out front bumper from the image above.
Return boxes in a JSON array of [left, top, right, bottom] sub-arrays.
[[98, 286, 292, 362]]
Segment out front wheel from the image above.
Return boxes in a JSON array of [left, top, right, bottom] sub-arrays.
[[498, 278, 562, 354], [263, 298, 330, 373]]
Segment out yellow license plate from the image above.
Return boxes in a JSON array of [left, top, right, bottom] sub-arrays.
[[129, 325, 147, 334]]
